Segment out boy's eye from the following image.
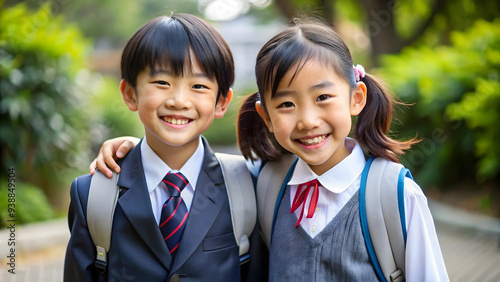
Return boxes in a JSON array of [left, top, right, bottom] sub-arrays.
[[278, 101, 295, 108], [154, 80, 169, 86], [317, 94, 330, 102], [192, 84, 208, 90]]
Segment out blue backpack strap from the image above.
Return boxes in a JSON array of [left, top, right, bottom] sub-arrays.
[[360, 156, 407, 282], [359, 156, 384, 280], [398, 168, 412, 243], [270, 158, 299, 244]]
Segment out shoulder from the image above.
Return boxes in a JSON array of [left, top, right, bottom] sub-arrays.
[[71, 174, 92, 191], [402, 177, 432, 218], [70, 174, 93, 207], [403, 177, 427, 202]]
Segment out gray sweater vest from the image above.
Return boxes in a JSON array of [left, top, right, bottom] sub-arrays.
[[269, 188, 379, 281]]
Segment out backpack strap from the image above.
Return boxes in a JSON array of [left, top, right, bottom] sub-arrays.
[[256, 154, 298, 248], [87, 170, 120, 274], [214, 153, 257, 261], [87, 153, 256, 273], [359, 156, 413, 282]]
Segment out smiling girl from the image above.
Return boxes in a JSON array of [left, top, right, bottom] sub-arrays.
[[237, 18, 449, 281]]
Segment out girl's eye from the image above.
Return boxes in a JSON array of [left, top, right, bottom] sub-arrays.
[[279, 101, 295, 108], [192, 84, 208, 90], [317, 94, 330, 102], [154, 80, 169, 86]]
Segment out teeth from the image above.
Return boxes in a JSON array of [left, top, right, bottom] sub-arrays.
[[299, 135, 326, 145], [164, 117, 190, 125]]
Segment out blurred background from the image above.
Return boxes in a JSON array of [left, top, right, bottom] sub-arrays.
[[0, 0, 499, 280]]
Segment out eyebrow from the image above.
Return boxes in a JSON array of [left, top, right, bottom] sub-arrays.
[[150, 69, 214, 81], [193, 72, 214, 81], [273, 80, 335, 99]]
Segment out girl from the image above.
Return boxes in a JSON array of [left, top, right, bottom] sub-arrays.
[[237, 18, 448, 281], [91, 18, 448, 281]]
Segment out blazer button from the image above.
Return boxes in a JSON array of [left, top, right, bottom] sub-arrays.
[[170, 274, 180, 282]]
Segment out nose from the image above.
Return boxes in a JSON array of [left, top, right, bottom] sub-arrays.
[[297, 107, 321, 131], [165, 87, 192, 110]]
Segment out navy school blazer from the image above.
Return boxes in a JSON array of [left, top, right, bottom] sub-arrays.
[[64, 138, 267, 282]]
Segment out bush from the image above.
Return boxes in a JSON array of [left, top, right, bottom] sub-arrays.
[[0, 179, 56, 228], [377, 19, 500, 186], [0, 3, 97, 194]]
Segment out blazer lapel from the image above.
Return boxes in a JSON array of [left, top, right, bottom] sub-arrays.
[[171, 137, 227, 271], [117, 140, 172, 270]]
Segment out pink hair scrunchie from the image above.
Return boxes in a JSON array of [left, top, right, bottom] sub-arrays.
[[353, 64, 365, 82]]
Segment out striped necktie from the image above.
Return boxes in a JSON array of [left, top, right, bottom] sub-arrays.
[[159, 172, 189, 257]]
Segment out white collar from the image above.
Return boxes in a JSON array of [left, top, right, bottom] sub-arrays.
[[287, 138, 366, 193], [141, 136, 204, 193]]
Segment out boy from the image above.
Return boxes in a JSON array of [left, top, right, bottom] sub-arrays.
[[64, 14, 257, 281]]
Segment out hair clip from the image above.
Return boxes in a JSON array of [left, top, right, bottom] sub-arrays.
[[353, 64, 365, 82]]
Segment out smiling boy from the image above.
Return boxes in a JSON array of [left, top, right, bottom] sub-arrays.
[[63, 14, 256, 281]]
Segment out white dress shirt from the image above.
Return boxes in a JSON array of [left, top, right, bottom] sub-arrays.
[[287, 138, 449, 281], [141, 136, 204, 224]]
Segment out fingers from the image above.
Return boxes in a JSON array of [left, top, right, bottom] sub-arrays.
[[98, 143, 121, 178], [116, 140, 136, 158], [89, 136, 139, 179], [89, 158, 97, 175]]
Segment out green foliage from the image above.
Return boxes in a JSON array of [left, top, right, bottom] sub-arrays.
[[377, 19, 500, 186], [445, 18, 500, 180], [203, 103, 239, 145], [0, 3, 96, 192], [6, 0, 201, 47], [0, 179, 56, 228], [0, 4, 146, 224], [89, 76, 144, 140]]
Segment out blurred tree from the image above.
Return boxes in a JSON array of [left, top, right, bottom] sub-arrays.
[[0, 3, 95, 197], [377, 18, 500, 186], [272, 0, 500, 65], [4, 0, 200, 47], [0, 3, 146, 214], [446, 19, 500, 181]]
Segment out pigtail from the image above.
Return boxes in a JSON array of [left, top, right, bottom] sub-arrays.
[[354, 74, 420, 163], [237, 92, 288, 162]]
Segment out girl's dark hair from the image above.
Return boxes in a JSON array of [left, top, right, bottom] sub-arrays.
[[237, 18, 418, 163], [121, 13, 234, 100]]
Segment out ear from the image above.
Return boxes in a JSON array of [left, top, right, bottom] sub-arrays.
[[255, 100, 273, 133], [120, 79, 138, 112], [350, 82, 367, 116], [214, 88, 233, 119]]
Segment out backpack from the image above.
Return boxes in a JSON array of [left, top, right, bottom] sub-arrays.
[[86, 152, 256, 275], [256, 155, 412, 282]]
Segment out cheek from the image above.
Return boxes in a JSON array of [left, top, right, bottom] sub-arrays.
[[332, 113, 353, 133], [269, 116, 293, 138], [138, 99, 160, 113], [197, 98, 217, 116]]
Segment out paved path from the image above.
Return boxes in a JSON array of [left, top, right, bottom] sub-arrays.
[[1, 201, 499, 281], [430, 200, 500, 282]]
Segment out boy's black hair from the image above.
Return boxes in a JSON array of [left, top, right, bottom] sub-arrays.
[[121, 13, 234, 100]]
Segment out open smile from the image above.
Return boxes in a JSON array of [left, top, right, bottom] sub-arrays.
[[162, 116, 192, 125], [297, 134, 329, 146]]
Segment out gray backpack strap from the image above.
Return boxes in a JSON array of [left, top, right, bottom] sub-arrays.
[[87, 170, 120, 273], [364, 157, 406, 282], [256, 154, 298, 248], [214, 153, 256, 257]]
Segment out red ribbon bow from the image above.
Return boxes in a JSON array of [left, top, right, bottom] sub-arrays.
[[290, 179, 320, 228]]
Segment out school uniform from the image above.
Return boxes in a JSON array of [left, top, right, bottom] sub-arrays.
[[269, 138, 449, 281], [64, 137, 251, 281]]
